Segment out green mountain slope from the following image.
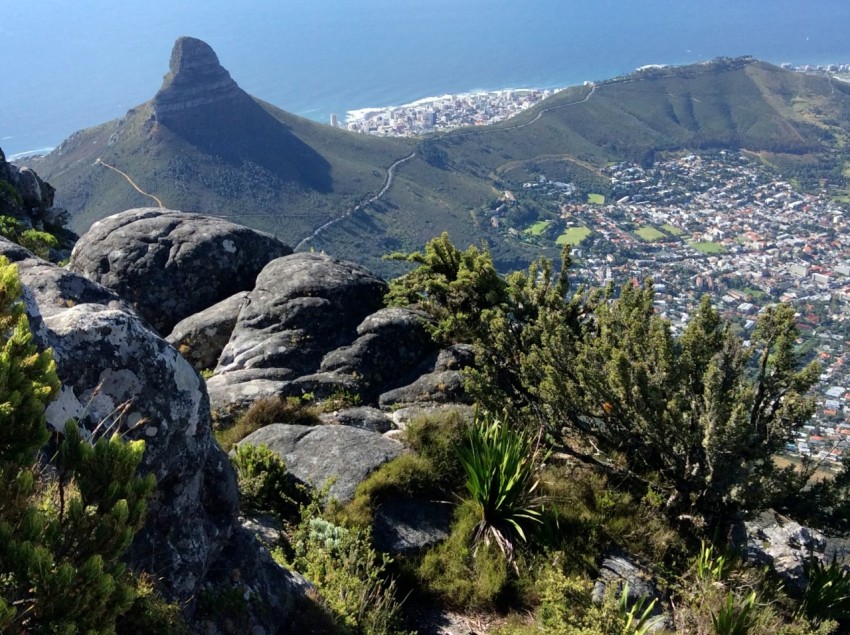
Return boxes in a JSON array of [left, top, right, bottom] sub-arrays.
[[27, 45, 850, 275]]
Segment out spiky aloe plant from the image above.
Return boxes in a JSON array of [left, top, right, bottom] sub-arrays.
[[456, 410, 548, 561]]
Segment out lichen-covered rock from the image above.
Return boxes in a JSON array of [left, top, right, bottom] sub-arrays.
[[732, 510, 850, 592], [15, 258, 303, 630], [37, 305, 237, 600], [68, 207, 291, 333], [238, 424, 404, 503], [373, 498, 452, 555], [209, 253, 387, 419], [167, 291, 249, 370]]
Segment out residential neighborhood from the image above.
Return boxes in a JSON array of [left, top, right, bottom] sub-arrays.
[[487, 151, 850, 468]]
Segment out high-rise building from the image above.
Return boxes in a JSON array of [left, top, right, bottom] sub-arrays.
[[330, 113, 339, 128]]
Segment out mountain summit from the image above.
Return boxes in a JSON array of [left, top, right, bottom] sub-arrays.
[[152, 36, 243, 121], [148, 36, 332, 190]]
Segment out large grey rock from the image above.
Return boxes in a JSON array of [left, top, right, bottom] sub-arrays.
[[378, 370, 469, 408], [592, 552, 668, 631], [319, 406, 394, 433], [8, 164, 55, 210], [732, 510, 850, 592], [210, 253, 387, 420], [315, 307, 437, 401], [238, 424, 404, 503], [16, 257, 138, 320], [68, 207, 291, 334], [37, 304, 237, 600], [373, 498, 452, 555], [15, 259, 306, 630], [167, 291, 249, 370]]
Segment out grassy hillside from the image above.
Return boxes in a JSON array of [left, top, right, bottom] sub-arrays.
[[26, 56, 850, 276]]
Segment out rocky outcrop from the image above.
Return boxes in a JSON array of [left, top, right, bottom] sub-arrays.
[[592, 551, 668, 631], [373, 499, 453, 555], [68, 208, 291, 334], [319, 406, 394, 433], [0, 146, 76, 257], [208, 253, 388, 420], [732, 510, 850, 593], [167, 291, 249, 371], [152, 36, 244, 121], [238, 424, 404, 503], [13, 245, 301, 631]]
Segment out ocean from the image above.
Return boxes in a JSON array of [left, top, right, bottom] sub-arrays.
[[3, 0, 850, 158]]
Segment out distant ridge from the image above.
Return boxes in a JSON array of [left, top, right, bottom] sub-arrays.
[[23, 44, 850, 276]]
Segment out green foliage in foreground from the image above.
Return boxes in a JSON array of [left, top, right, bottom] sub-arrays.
[[0, 256, 157, 634], [385, 231, 508, 344], [232, 443, 310, 522], [394, 234, 825, 527], [0, 214, 59, 259], [286, 513, 409, 635], [457, 411, 548, 560]]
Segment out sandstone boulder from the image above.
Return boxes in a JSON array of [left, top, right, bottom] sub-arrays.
[[238, 424, 404, 503], [16, 258, 301, 629], [68, 207, 291, 333], [167, 290, 249, 370], [209, 253, 387, 419], [373, 498, 452, 555]]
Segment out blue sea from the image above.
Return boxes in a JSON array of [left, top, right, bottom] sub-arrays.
[[3, 0, 850, 158]]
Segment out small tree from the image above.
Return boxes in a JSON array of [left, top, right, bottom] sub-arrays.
[[385, 232, 508, 344], [0, 256, 155, 633]]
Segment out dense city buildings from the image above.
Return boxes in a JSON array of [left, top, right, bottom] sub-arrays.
[[485, 151, 850, 467]]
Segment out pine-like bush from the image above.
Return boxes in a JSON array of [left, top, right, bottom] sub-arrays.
[[0, 256, 155, 634]]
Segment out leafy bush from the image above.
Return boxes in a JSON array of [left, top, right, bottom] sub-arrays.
[[385, 232, 508, 344], [116, 573, 190, 635], [457, 410, 548, 560], [797, 557, 850, 625], [417, 500, 511, 610], [232, 443, 309, 522]]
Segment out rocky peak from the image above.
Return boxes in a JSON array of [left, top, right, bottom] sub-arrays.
[[152, 36, 244, 121]]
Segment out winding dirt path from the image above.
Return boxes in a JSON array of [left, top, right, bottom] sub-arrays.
[[95, 158, 164, 208]]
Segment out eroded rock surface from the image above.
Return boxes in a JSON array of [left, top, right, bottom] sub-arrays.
[[68, 207, 291, 333], [14, 250, 300, 631], [167, 290, 249, 370], [238, 424, 404, 503]]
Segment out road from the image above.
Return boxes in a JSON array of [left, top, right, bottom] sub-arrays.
[[294, 151, 416, 251], [294, 83, 600, 250]]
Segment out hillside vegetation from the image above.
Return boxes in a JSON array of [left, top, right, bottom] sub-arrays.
[[26, 53, 850, 276]]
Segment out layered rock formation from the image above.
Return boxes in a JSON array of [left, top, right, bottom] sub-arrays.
[[152, 36, 244, 120]]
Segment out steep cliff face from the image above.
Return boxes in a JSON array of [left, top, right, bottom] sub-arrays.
[[152, 36, 246, 121], [148, 36, 332, 190]]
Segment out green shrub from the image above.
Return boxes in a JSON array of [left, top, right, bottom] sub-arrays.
[[404, 409, 468, 488], [18, 228, 59, 258], [116, 573, 190, 635], [0, 254, 156, 633], [290, 516, 407, 635], [457, 410, 548, 560], [797, 557, 850, 625], [232, 443, 310, 523], [417, 500, 511, 609]]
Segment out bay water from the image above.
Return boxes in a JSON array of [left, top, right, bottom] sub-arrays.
[[3, 0, 850, 157]]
